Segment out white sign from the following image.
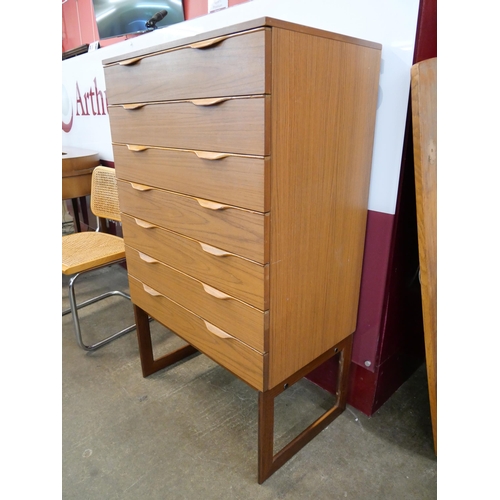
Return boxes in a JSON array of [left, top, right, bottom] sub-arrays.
[[208, 0, 228, 14]]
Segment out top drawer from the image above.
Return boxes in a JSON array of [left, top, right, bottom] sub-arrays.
[[104, 28, 271, 105]]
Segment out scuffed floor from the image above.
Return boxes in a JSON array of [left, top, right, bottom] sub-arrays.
[[62, 264, 437, 499]]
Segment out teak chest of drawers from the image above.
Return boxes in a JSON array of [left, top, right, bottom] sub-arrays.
[[103, 17, 381, 483]]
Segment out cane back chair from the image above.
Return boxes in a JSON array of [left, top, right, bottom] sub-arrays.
[[62, 166, 135, 351]]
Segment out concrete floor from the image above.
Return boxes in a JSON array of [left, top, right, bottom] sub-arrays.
[[62, 263, 437, 499]]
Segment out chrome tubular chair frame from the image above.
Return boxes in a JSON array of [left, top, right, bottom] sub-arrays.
[[62, 166, 136, 351], [62, 264, 136, 351]]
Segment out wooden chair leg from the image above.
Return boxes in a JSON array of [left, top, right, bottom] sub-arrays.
[[258, 335, 353, 484], [133, 304, 197, 378]]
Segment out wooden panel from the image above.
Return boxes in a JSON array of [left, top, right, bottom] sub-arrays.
[[129, 276, 265, 391], [108, 96, 270, 156], [411, 57, 437, 453], [125, 245, 268, 353], [118, 181, 269, 264], [121, 214, 268, 309], [112, 144, 270, 212], [104, 29, 271, 105], [267, 29, 381, 387]]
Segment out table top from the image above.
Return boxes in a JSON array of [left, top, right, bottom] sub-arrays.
[[62, 146, 99, 160], [62, 147, 100, 177]]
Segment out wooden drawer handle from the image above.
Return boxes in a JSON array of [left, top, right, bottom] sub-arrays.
[[143, 283, 162, 297], [130, 182, 153, 191], [118, 56, 144, 66], [188, 97, 228, 107], [203, 320, 234, 339], [138, 252, 159, 264], [202, 283, 232, 300], [127, 144, 149, 152], [121, 99, 226, 109], [195, 198, 229, 210], [199, 242, 232, 257], [134, 218, 158, 229], [117, 35, 227, 66], [188, 35, 229, 49], [194, 151, 230, 160], [122, 103, 147, 110]]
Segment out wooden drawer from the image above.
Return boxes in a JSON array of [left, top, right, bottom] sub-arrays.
[[126, 246, 268, 353], [129, 275, 266, 391], [117, 181, 269, 264], [121, 214, 268, 310], [108, 96, 270, 156], [113, 144, 270, 212], [104, 28, 270, 105]]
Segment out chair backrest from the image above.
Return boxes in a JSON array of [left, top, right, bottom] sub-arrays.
[[90, 166, 122, 222]]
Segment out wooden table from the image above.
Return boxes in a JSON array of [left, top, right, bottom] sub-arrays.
[[62, 147, 100, 232]]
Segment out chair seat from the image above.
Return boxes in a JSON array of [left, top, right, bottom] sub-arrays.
[[62, 232, 126, 275]]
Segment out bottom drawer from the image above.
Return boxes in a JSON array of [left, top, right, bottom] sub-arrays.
[[125, 245, 267, 353], [129, 276, 266, 391]]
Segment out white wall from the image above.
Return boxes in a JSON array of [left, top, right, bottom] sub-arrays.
[[62, 0, 420, 215]]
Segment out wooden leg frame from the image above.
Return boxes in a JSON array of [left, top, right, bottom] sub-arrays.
[[134, 304, 353, 483], [258, 336, 352, 483], [133, 305, 197, 377]]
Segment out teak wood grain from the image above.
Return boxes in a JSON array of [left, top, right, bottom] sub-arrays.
[[129, 275, 266, 391], [120, 214, 269, 310], [117, 180, 270, 264], [108, 96, 270, 156], [112, 144, 270, 212], [267, 28, 381, 388], [125, 245, 268, 353], [411, 57, 437, 454], [104, 18, 381, 482], [104, 28, 271, 105]]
